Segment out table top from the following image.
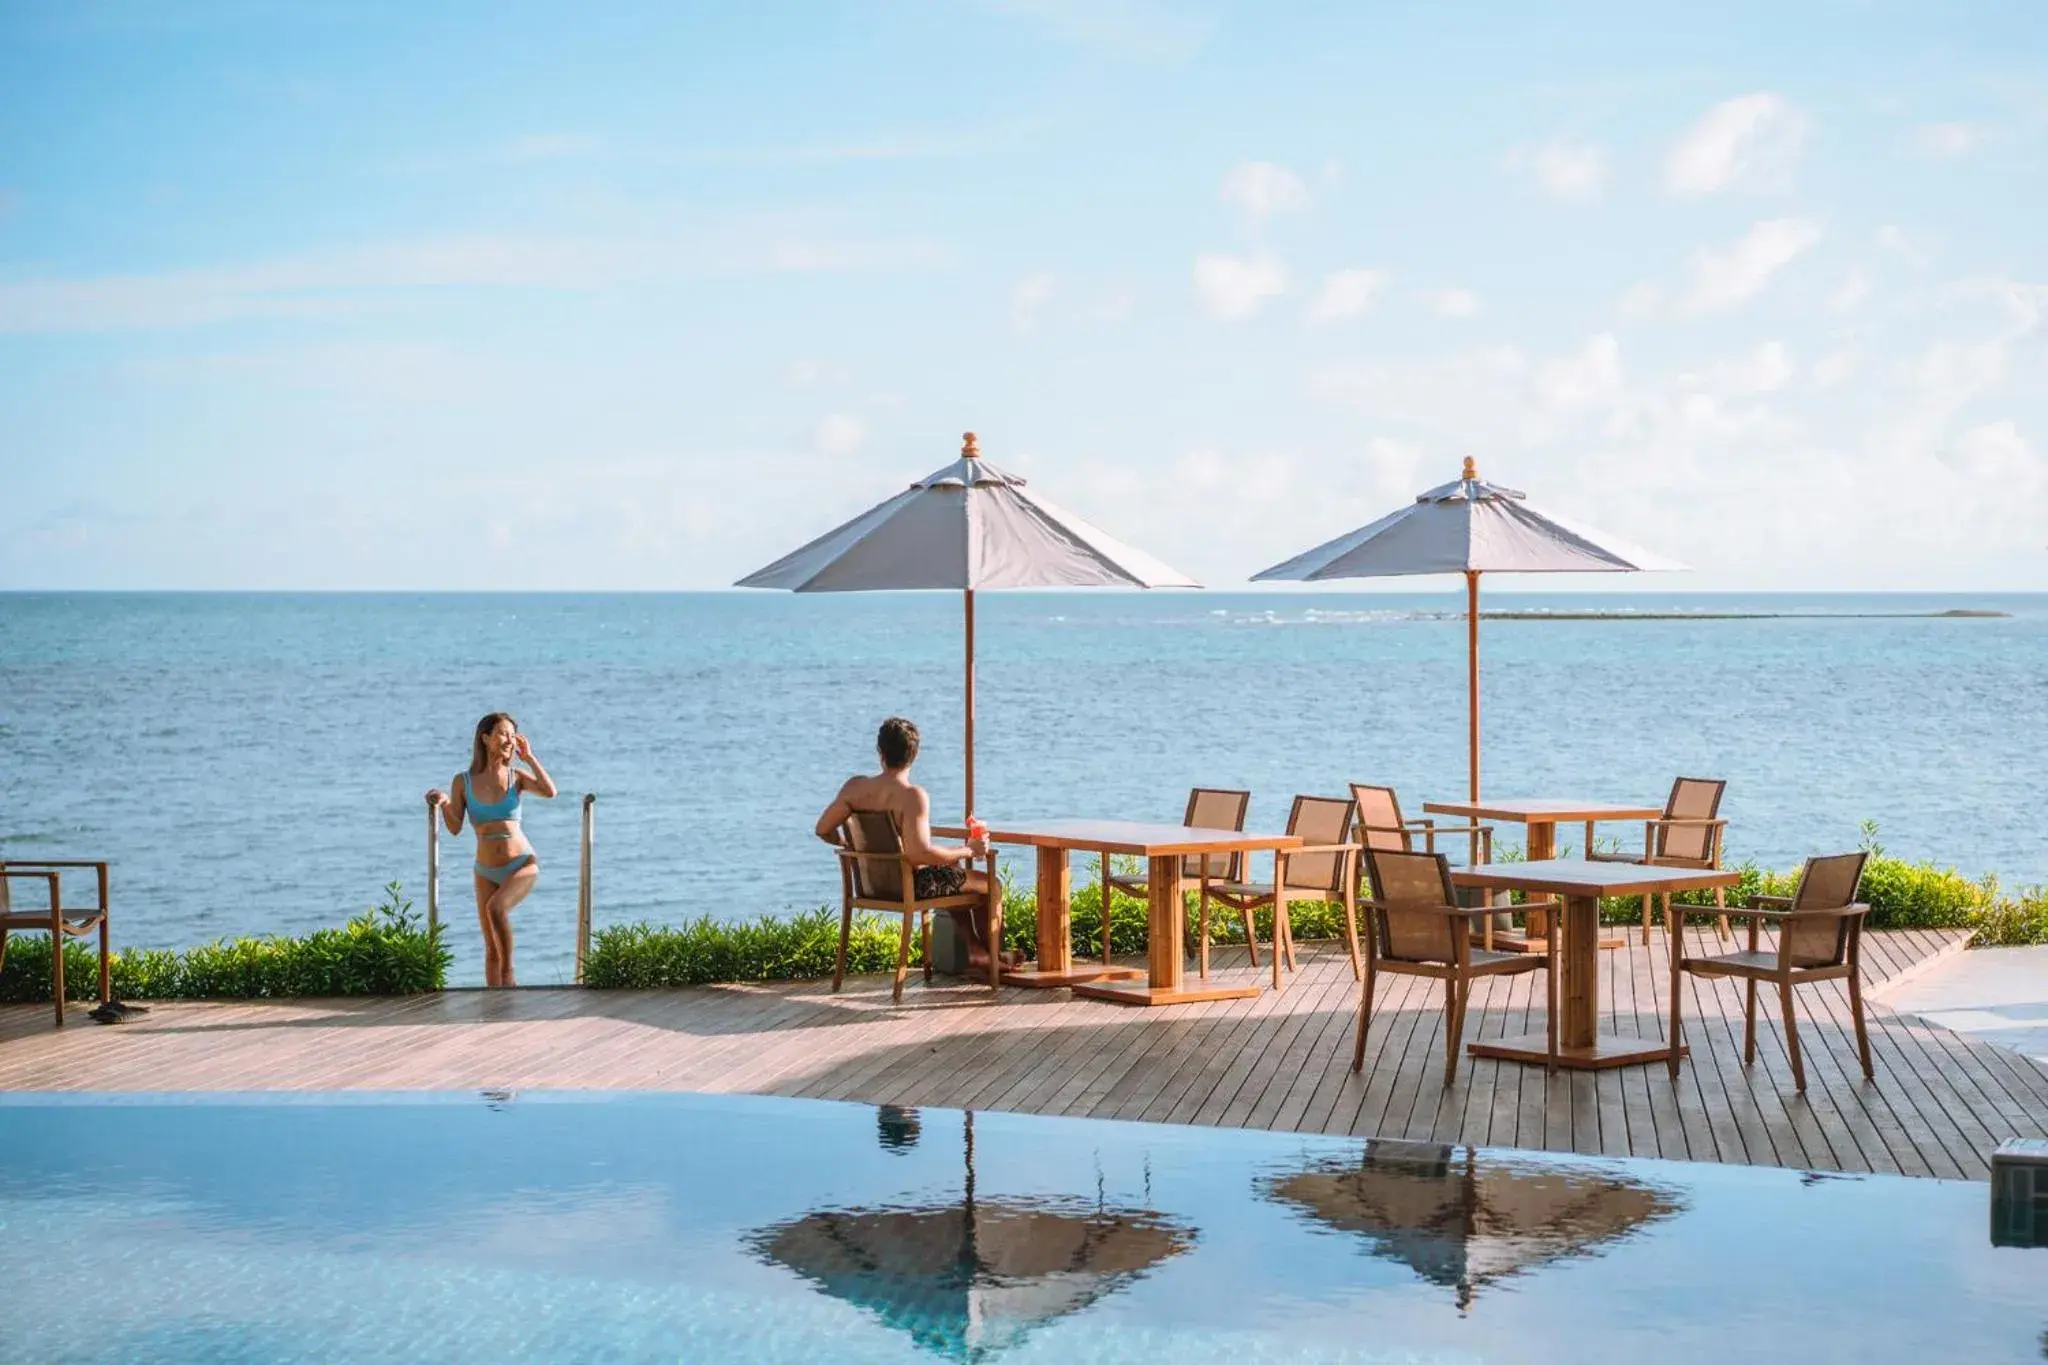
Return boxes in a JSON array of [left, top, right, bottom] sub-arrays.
[[934, 818, 1302, 857], [1451, 858, 1742, 898], [1423, 798, 1665, 824]]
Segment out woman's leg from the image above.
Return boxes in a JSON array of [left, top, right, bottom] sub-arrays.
[[487, 864, 539, 986], [473, 874, 504, 988]]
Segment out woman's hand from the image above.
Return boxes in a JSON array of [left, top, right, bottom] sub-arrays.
[[425, 789, 446, 808], [513, 734, 535, 763]]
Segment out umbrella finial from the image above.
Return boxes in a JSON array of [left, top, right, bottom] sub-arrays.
[[962, 431, 980, 459], [1461, 456, 1477, 482]]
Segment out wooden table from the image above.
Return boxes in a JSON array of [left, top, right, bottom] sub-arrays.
[[1451, 859, 1742, 1070], [1422, 797, 1664, 951], [941, 819, 1302, 1006]]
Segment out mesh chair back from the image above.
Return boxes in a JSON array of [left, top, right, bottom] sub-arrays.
[[1656, 777, 1726, 863], [1784, 851, 1866, 968], [1281, 796, 1354, 894], [1182, 787, 1251, 879], [844, 811, 906, 902], [1350, 784, 1411, 853], [1363, 847, 1461, 964]]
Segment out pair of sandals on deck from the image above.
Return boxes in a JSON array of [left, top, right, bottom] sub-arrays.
[[87, 999, 149, 1025]]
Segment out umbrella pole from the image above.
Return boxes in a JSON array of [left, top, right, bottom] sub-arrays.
[[964, 587, 976, 821], [1466, 570, 1480, 803]]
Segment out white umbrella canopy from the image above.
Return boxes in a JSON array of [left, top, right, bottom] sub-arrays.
[[1252, 458, 1685, 800], [737, 433, 1199, 815]]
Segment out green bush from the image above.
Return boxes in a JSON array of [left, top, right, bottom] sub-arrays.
[[0, 883, 448, 1003], [585, 909, 926, 988], [1972, 889, 2048, 947]]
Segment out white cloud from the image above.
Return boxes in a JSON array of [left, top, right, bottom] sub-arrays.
[[1511, 139, 1609, 199], [1913, 122, 1985, 158], [1810, 349, 1858, 389], [1219, 160, 1312, 224], [0, 226, 955, 334], [810, 413, 866, 458], [1307, 268, 1384, 323], [1676, 217, 1822, 316], [989, 0, 1216, 61], [1699, 340, 1796, 394], [1664, 93, 1810, 196], [1616, 282, 1664, 321], [1432, 288, 1481, 318], [1829, 269, 1869, 313], [1011, 271, 1056, 330], [1193, 252, 1287, 320], [1534, 333, 1624, 410], [1942, 419, 2040, 491]]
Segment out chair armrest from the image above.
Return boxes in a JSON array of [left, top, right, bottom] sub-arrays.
[[1645, 818, 1728, 830], [0, 859, 110, 869], [1364, 899, 1501, 919], [1284, 842, 1359, 856], [1752, 902, 1870, 921]]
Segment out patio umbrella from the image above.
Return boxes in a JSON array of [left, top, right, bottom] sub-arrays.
[[1263, 1140, 1681, 1311], [750, 1112, 1195, 1361], [1251, 458, 1684, 800], [737, 432, 1199, 818]]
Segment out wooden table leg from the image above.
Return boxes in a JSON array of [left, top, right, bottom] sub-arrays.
[[1469, 892, 1674, 1069], [1075, 854, 1259, 1006], [1003, 847, 1138, 988]]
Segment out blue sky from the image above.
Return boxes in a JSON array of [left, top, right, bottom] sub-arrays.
[[2, 1, 2044, 590]]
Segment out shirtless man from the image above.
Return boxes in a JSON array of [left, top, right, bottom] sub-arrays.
[[814, 717, 1013, 975]]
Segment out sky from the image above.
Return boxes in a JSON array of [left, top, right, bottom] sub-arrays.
[[1, 0, 2044, 591]]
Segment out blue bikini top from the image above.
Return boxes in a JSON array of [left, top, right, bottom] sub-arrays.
[[464, 772, 523, 825]]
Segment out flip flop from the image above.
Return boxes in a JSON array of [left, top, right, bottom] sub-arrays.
[[104, 999, 149, 1015], [87, 1002, 127, 1025]]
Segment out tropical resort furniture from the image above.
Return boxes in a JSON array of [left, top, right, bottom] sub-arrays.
[[738, 431, 1197, 827], [1205, 795, 1363, 990], [1451, 858, 1741, 1070], [834, 812, 1001, 1002], [1667, 852, 1872, 1093], [1585, 776, 1733, 944], [1252, 458, 1685, 807], [1352, 781, 1505, 947], [939, 818, 1301, 1006], [1422, 797, 1663, 953], [0, 859, 111, 1025], [1355, 848, 1558, 1085], [1102, 787, 1253, 974]]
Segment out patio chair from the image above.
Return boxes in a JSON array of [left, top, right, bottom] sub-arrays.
[[1353, 847, 1559, 1086], [833, 812, 1001, 1003], [1667, 851, 1870, 1092], [1207, 795, 1360, 990], [0, 860, 112, 1026], [1586, 776, 1732, 944], [1350, 782, 1503, 947], [1103, 787, 1252, 975]]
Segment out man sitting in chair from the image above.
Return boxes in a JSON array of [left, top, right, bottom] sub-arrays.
[[814, 717, 1014, 976]]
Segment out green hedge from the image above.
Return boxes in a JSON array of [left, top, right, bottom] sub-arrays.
[[0, 884, 449, 1003]]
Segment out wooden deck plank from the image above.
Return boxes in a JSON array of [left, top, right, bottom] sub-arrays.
[[0, 928, 2027, 1182]]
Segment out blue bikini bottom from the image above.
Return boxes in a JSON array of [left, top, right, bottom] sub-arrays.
[[475, 854, 535, 886]]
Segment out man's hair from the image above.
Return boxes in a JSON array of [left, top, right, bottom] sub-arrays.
[[877, 716, 920, 770]]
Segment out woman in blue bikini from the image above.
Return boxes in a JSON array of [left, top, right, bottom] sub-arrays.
[[425, 713, 558, 987]]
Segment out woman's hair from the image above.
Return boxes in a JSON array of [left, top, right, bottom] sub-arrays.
[[877, 716, 920, 770], [470, 712, 517, 773]]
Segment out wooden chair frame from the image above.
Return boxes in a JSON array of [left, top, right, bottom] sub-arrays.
[[1350, 782, 1501, 946], [1667, 852, 1872, 1092], [1586, 776, 1732, 944], [0, 860, 112, 1026], [832, 814, 1001, 1004], [1353, 847, 1559, 1085], [1104, 787, 1254, 970], [1206, 795, 1361, 992]]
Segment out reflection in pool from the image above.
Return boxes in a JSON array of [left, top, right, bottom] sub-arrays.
[[753, 1111, 1193, 1361], [0, 1092, 2041, 1362], [1263, 1138, 1682, 1310]]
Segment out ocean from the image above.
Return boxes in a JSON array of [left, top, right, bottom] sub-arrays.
[[3, 590, 2042, 986]]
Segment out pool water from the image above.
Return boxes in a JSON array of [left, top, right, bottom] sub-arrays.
[[0, 1093, 2040, 1363]]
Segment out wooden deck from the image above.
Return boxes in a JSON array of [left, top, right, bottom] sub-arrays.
[[3, 925, 2042, 1181]]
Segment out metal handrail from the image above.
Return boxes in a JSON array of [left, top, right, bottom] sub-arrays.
[[424, 790, 597, 984]]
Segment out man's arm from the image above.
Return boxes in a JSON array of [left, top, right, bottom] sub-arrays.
[[815, 780, 855, 845], [901, 787, 982, 865]]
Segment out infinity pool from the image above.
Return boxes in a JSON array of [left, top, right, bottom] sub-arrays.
[[0, 1093, 2040, 1362]]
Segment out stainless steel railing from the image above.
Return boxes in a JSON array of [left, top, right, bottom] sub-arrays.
[[425, 791, 596, 984]]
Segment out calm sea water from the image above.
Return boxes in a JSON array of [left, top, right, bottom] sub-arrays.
[[3, 591, 2044, 986]]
